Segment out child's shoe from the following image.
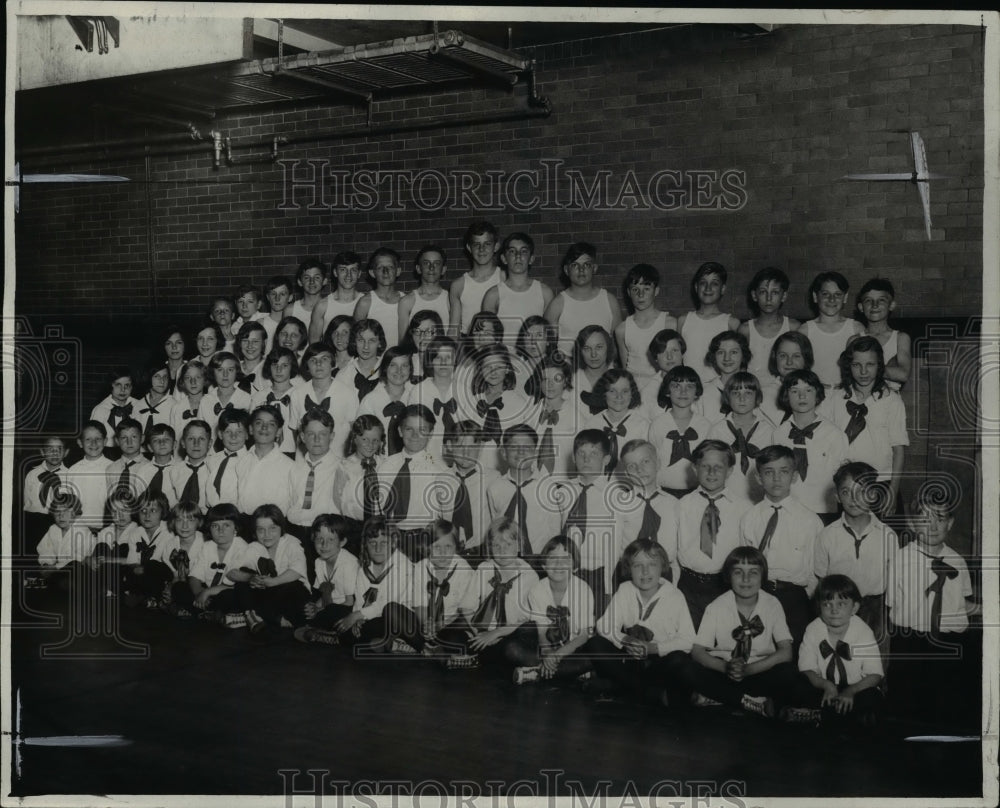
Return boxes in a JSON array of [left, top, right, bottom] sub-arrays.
[[23, 576, 46, 590], [223, 612, 247, 629], [294, 627, 340, 645], [779, 706, 822, 726], [691, 692, 723, 708], [389, 638, 418, 655], [245, 610, 268, 634], [445, 653, 479, 670], [740, 694, 776, 718], [513, 666, 541, 685], [144, 597, 163, 610]]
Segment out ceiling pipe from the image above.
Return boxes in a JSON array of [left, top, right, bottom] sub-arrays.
[[17, 126, 206, 159], [21, 99, 552, 169]]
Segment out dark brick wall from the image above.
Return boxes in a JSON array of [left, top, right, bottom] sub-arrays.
[[13, 23, 986, 555]]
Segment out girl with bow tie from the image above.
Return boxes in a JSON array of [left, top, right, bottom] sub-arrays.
[[357, 348, 413, 457], [89, 366, 142, 451], [648, 365, 713, 496], [137, 361, 176, 449], [685, 547, 797, 718], [249, 347, 299, 456], [572, 325, 617, 416], [708, 372, 774, 502], [234, 321, 268, 395], [584, 368, 649, 477], [527, 356, 585, 477], [511, 536, 595, 685], [406, 335, 459, 463]]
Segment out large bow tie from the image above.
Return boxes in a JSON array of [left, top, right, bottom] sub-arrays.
[[213, 401, 232, 416], [362, 587, 379, 607], [109, 403, 133, 426], [789, 420, 820, 481], [238, 373, 256, 394], [844, 400, 868, 444], [361, 456, 377, 471], [169, 548, 190, 570], [539, 408, 559, 426], [603, 421, 627, 438], [471, 569, 518, 630], [433, 398, 457, 416], [476, 397, 504, 416], [182, 408, 198, 419], [580, 389, 601, 414], [545, 604, 571, 647], [210, 562, 227, 570], [305, 394, 330, 412], [819, 639, 852, 684], [138, 401, 160, 416], [624, 624, 655, 643], [383, 401, 406, 419], [726, 421, 762, 475], [355, 374, 379, 398], [666, 428, 697, 467], [257, 557, 277, 577], [477, 398, 504, 444], [731, 614, 764, 662], [267, 391, 291, 408]]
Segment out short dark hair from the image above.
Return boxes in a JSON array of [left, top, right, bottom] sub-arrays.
[[252, 504, 286, 532], [814, 574, 862, 606], [754, 444, 795, 471], [656, 365, 703, 409], [777, 369, 825, 413], [721, 546, 768, 585]]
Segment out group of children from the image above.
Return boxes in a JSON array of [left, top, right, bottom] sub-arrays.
[[22, 223, 976, 730]]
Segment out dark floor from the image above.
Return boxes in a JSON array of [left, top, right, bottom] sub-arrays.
[[9, 588, 986, 800]]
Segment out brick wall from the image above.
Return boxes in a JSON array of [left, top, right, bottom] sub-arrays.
[[13, 22, 986, 554]]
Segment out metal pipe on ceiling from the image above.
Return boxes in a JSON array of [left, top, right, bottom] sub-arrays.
[[18, 126, 207, 158]]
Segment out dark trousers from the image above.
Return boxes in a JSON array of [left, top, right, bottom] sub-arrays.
[[578, 566, 609, 619], [787, 671, 883, 720], [677, 568, 726, 631], [471, 624, 539, 669], [307, 602, 353, 630], [376, 603, 473, 654], [234, 580, 310, 627], [503, 621, 593, 678], [763, 580, 812, 647], [858, 593, 889, 666], [888, 626, 980, 729], [584, 635, 690, 701], [681, 657, 799, 709], [123, 559, 173, 599]]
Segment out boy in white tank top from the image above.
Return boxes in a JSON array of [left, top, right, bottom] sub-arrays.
[[614, 263, 677, 387], [482, 232, 554, 346], [308, 251, 364, 343], [290, 257, 329, 333], [354, 247, 404, 348], [397, 244, 451, 341], [450, 220, 506, 336], [798, 272, 864, 388], [677, 262, 741, 384], [738, 267, 801, 381], [543, 241, 623, 350], [856, 278, 911, 391]]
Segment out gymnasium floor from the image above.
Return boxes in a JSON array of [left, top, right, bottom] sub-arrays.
[[9, 588, 984, 801]]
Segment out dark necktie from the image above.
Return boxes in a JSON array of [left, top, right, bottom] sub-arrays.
[[504, 478, 534, 557], [545, 604, 571, 647], [433, 397, 457, 436], [563, 483, 592, 540], [389, 457, 411, 521], [139, 397, 160, 442], [717, 387, 731, 416], [213, 453, 237, 497], [602, 415, 628, 472], [267, 391, 291, 408], [538, 409, 558, 474], [476, 398, 504, 444], [115, 460, 136, 501], [453, 471, 476, 546], [301, 459, 318, 510], [731, 613, 764, 662], [181, 463, 202, 504], [924, 554, 959, 633], [383, 401, 406, 455], [843, 523, 866, 560], [38, 469, 61, 509], [427, 565, 457, 627], [169, 548, 190, 573], [666, 427, 697, 466], [471, 569, 518, 629], [138, 529, 159, 564], [305, 394, 331, 412], [361, 457, 380, 521], [636, 491, 662, 542], [210, 561, 227, 586], [146, 465, 168, 499], [757, 505, 781, 554], [699, 492, 722, 557], [819, 639, 852, 684], [788, 420, 820, 481], [361, 562, 393, 606], [726, 420, 762, 475], [108, 403, 132, 430], [844, 400, 868, 444]]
